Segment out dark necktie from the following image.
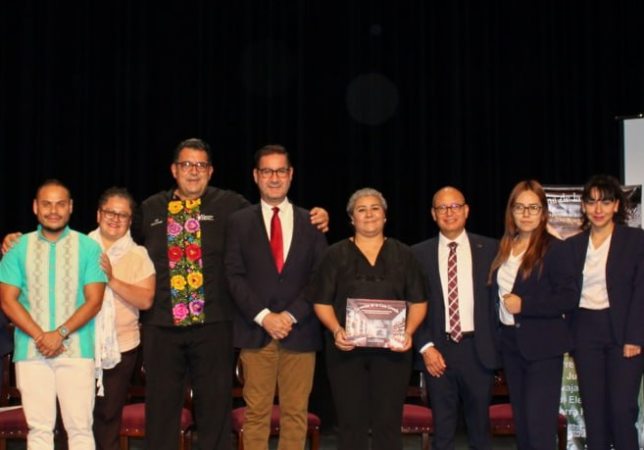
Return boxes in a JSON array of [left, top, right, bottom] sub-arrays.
[[270, 207, 284, 273], [447, 242, 462, 342]]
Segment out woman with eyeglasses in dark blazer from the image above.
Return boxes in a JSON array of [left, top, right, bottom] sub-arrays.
[[489, 180, 577, 450]]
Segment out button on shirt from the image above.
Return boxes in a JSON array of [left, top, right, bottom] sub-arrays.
[[438, 231, 475, 334]]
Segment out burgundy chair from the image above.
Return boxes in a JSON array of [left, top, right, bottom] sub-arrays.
[[0, 353, 27, 450], [118, 350, 194, 450], [489, 370, 567, 450], [0, 407, 28, 450], [231, 359, 321, 450], [231, 404, 321, 450], [119, 402, 194, 450], [401, 370, 433, 450], [0, 352, 68, 450]]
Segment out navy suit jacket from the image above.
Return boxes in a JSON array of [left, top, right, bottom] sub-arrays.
[[224, 203, 327, 352], [492, 236, 578, 361], [566, 224, 644, 346], [412, 232, 500, 370]]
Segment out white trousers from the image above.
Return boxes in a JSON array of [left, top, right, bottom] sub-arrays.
[[16, 358, 96, 450]]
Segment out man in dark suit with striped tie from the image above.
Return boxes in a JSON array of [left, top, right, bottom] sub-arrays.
[[413, 186, 499, 450]]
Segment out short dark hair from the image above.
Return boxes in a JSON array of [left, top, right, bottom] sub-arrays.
[[173, 138, 212, 163], [580, 174, 630, 228], [35, 179, 71, 200], [253, 144, 291, 168], [97, 186, 136, 212]]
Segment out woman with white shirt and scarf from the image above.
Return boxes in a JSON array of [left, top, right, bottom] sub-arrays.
[[566, 175, 644, 450], [91, 187, 155, 450]]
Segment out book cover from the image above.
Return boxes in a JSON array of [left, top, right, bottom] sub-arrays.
[[345, 298, 407, 349]]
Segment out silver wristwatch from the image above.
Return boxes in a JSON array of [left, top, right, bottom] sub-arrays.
[[57, 325, 70, 339]]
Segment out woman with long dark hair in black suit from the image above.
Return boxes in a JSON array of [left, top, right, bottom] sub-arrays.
[[567, 174, 644, 450], [489, 180, 577, 450]]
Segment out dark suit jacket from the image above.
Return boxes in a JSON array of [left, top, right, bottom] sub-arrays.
[[566, 224, 644, 346], [412, 232, 500, 370], [224, 203, 328, 352], [492, 236, 578, 361]]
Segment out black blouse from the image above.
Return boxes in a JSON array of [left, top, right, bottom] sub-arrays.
[[313, 238, 427, 326]]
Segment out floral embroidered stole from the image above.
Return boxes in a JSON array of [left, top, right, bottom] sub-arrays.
[[167, 198, 205, 325]]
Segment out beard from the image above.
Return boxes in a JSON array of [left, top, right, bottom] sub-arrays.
[[41, 222, 68, 234]]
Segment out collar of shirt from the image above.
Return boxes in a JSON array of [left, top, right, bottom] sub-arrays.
[[37, 225, 71, 243], [260, 198, 292, 219], [260, 198, 294, 256], [438, 229, 468, 248]]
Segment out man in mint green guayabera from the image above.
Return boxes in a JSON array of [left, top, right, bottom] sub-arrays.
[[0, 179, 106, 450]]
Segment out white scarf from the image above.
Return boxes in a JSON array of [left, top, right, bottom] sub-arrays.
[[89, 227, 136, 395]]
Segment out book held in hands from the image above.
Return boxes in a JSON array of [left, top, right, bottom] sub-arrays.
[[345, 298, 407, 349]]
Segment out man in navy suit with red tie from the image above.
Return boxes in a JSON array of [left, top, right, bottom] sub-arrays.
[[224, 145, 328, 450], [413, 187, 499, 450]]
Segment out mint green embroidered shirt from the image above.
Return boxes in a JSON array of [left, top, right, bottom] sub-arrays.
[[0, 226, 107, 361]]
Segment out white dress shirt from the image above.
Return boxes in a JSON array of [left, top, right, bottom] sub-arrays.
[[438, 231, 475, 334], [497, 250, 524, 326], [254, 198, 295, 326]]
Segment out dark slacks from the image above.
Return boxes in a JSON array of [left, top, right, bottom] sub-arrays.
[[326, 343, 412, 450], [573, 308, 644, 450], [93, 347, 139, 450], [500, 326, 563, 450], [143, 322, 233, 450], [425, 336, 493, 450]]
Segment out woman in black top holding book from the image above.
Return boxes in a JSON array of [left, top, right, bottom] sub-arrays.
[[313, 187, 427, 450]]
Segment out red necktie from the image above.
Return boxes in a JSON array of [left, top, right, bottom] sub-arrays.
[[447, 242, 462, 342], [270, 207, 284, 273]]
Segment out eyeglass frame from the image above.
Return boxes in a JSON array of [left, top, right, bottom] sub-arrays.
[[100, 209, 132, 221], [433, 203, 466, 215], [511, 203, 543, 215], [174, 161, 212, 172], [256, 167, 292, 178]]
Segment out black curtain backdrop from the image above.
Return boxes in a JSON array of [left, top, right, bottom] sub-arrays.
[[2, 0, 644, 432], [2, 1, 644, 243]]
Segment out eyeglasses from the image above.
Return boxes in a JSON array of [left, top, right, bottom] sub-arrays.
[[175, 161, 211, 172], [512, 203, 542, 215], [433, 203, 465, 215], [257, 167, 290, 178], [100, 209, 131, 221]]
